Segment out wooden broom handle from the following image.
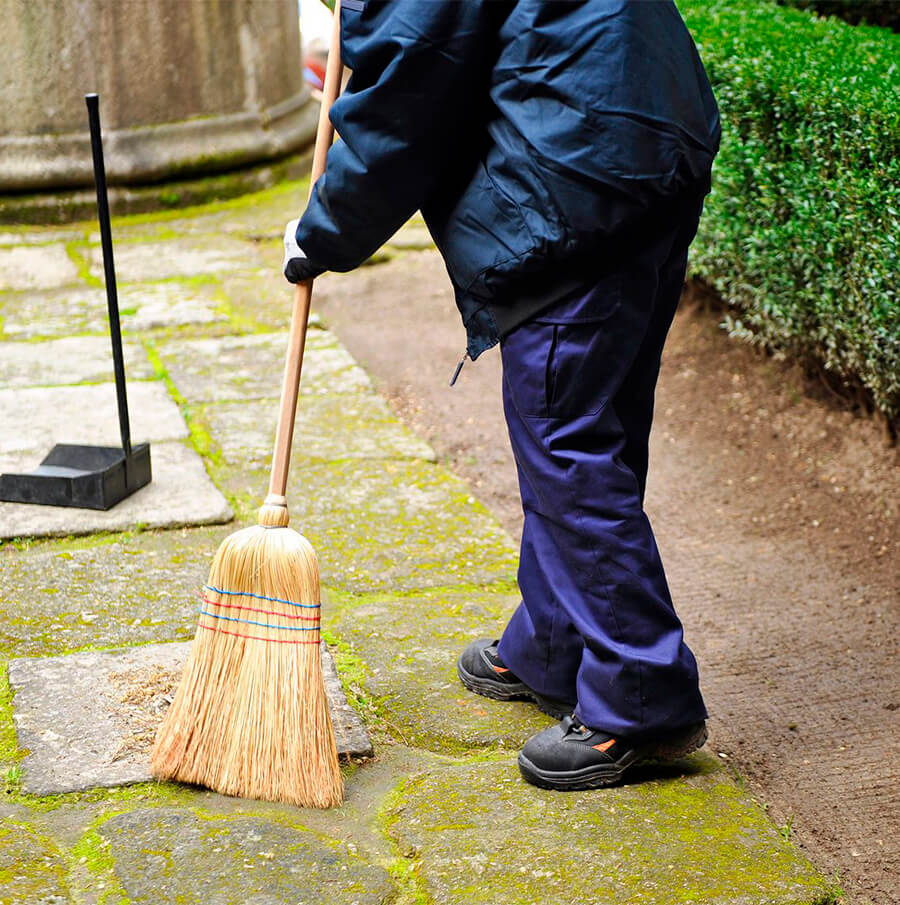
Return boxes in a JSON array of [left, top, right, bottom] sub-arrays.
[[267, 0, 344, 501]]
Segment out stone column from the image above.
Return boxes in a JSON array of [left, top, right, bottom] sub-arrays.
[[0, 0, 316, 192]]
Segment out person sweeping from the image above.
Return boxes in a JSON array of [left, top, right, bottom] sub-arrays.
[[284, 0, 720, 791]]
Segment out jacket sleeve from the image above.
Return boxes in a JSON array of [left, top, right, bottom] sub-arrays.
[[295, 0, 503, 272]]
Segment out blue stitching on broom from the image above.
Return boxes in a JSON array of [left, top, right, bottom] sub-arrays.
[[204, 584, 321, 609]]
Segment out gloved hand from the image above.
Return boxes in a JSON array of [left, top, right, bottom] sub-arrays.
[[283, 218, 325, 283]]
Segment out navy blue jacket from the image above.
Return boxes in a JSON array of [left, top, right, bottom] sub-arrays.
[[296, 0, 720, 359]]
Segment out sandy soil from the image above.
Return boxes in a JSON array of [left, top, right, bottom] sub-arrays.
[[314, 251, 899, 905]]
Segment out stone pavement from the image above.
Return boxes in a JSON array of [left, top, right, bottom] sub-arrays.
[[0, 183, 837, 904]]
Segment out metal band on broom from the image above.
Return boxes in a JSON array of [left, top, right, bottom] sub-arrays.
[[150, 3, 346, 809]]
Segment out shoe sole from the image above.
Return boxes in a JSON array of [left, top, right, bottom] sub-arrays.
[[517, 723, 709, 791], [456, 660, 574, 721]]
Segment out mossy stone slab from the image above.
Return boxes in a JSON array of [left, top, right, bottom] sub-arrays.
[[88, 237, 262, 283], [0, 335, 153, 389], [0, 281, 225, 340], [0, 244, 79, 292], [0, 381, 187, 456], [0, 820, 70, 904], [219, 459, 518, 594], [198, 392, 435, 470], [388, 759, 832, 905], [0, 530, 223, 657], [157, 330, 370, 404], [98, 808, 394, 905], [328, 589, 550, 751]]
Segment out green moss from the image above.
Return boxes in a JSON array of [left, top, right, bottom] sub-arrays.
[[64, 239, 102, 288], [0, 154, 312, 227], [321, 628, 385, 726], [376, 777, 432, 905], [0, 660, 24, 771], [209, 286, 264, 335], [144, 338, 231, 495], [0, 820, 69, 904], [16, 779, 190, 814], [0, 525, 161, 556], [384, 856, 431, 905], [69, 825, 130, 905], [182, 407, 224, 469], [384, 760, 835, 905], [128, 176, 309, 226]]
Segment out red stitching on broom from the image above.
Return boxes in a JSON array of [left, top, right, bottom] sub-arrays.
[[198, 593, 321, 622], [197, 621, 321, 644]]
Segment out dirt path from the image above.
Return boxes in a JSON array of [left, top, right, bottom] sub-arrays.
[[315, 250, 900, 905]]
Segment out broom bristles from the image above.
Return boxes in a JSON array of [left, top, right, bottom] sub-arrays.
[[150, 513, 343, 809]]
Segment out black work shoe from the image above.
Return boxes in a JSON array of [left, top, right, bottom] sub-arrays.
[[456, 638, 576, 720], [518, 716, 708, 791]]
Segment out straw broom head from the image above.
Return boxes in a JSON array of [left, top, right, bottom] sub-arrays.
[[150, 497, 342, 809]]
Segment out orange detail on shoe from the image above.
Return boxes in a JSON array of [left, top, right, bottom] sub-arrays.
[[592, 739, 616, 753], [491, 665, 510, 674]]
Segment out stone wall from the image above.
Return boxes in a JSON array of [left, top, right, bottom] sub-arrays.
[[0, 0, 316, 191]]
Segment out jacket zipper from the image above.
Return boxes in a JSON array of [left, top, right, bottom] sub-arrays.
[[449, 350, 468, 387]]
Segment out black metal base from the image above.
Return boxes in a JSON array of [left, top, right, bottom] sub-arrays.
[[0, 443, 151, 510]]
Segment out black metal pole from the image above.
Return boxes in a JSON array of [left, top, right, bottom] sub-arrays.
[[85, 93, 131, 458]]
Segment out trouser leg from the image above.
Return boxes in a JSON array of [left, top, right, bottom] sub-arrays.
[[497, 206, 707, 737], [497, 422, 585, 703], [615, 242, 691, 502]]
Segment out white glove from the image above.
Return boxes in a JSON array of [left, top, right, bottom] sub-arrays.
[[283, 218, 306, 270], [282, 218, 324, 283]]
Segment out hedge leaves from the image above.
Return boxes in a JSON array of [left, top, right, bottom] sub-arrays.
[[681, 0, 900, 419]]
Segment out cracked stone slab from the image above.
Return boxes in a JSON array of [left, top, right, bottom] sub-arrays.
[[200, 392, 435, 469], [0, 440, 232, 540], [0, 281, 225, 339], [158, 330, 371, 404], [9, 640, 373, 796], [88, 237, 261, 282], [0, 244, 80, 291], [220, 459, 518, 594], [98, 808, 393, 905], [389, 759, 832, 905], [328, 589, 550, 751], [0, 335, 153, 389], [0, 381, 187, 455]]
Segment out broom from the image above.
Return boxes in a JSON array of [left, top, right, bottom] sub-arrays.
[[150, 3, 345, 809]]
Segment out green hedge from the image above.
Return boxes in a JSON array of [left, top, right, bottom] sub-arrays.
[[680, 0, 900, 421], [779, 0, 900, 32]]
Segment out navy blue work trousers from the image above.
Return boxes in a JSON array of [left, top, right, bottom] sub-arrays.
[[497, 195, 708, 738]]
